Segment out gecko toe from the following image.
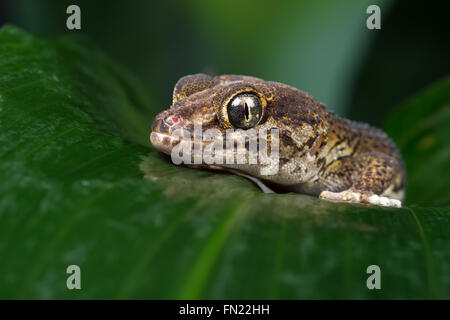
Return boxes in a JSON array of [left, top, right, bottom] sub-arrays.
[[367, 194, 401, 208], [320, 190, 401, 208]]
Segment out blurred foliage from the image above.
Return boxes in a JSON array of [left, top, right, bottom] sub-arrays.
[[0, 26, 449, 300], [7, 0, 395, 117], [6, 0, 448, 127], [348, 0, 450, 126], [4, 0, 449, 125], [385, 77, 450, 206]]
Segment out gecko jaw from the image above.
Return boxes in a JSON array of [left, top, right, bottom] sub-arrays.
[[150, 132, 181, 155]]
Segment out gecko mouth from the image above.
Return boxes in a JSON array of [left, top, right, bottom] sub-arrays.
[[150, 131, 231, 175], [150, 131, 225, 155], [150, 111, 224, 157], [150, 131, 183, 155]]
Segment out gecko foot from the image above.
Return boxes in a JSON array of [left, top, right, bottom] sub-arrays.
[[365, 194, 402, 208], [319, 190, 401, 208]]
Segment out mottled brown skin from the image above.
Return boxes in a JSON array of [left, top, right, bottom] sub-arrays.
[[151, 74, 406, 207]]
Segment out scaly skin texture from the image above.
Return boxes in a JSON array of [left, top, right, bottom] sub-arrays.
[[150, 74, 406, 207]]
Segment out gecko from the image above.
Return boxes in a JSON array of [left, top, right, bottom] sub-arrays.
[[150, 74, 406, 208]]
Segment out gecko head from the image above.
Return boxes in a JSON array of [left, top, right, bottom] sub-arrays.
[[150, 74, 327, 182]]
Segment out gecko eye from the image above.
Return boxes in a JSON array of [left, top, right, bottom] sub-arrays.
[[227, 93, 262, 129]]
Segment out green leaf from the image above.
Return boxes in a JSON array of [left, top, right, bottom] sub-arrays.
[[0, 26, 449, 299]]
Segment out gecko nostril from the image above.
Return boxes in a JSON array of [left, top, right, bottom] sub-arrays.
[[165, 115, 180, 126]]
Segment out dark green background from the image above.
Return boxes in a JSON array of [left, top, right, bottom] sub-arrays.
[[2, 0, 449, 125]]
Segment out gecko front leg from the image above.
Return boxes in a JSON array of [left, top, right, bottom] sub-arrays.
[[318, 152, 405, 208]]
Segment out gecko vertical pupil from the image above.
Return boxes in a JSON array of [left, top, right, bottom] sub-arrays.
[[227, 93, 262, 129]]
